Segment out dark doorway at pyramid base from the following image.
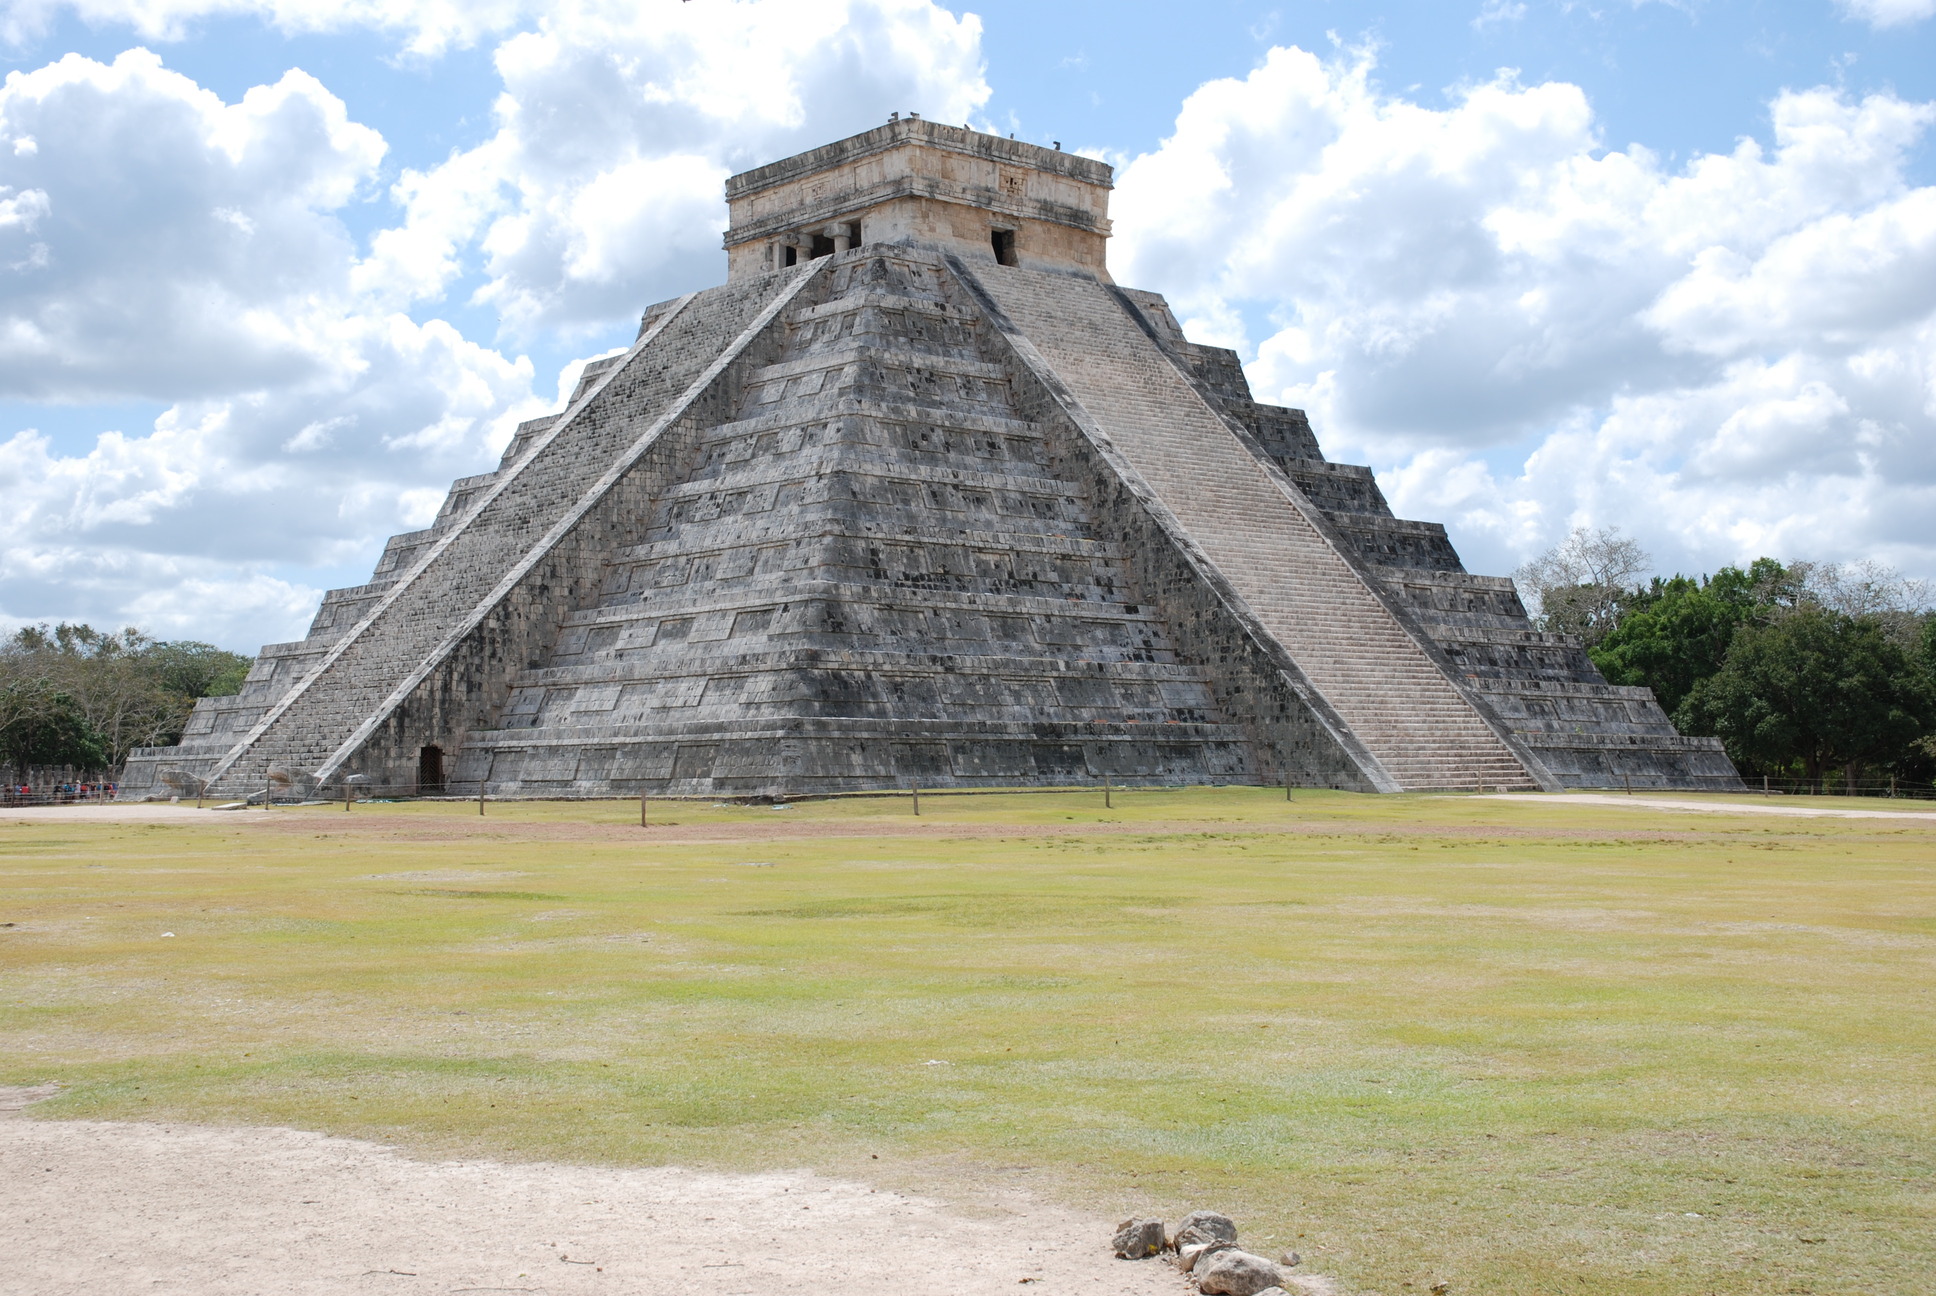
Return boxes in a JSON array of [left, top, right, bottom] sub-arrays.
[[417, 745, 444, 794]]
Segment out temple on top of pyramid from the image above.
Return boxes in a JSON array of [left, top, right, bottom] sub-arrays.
[[721, 116, 1114, 280], [123, 118, 1740, 800]]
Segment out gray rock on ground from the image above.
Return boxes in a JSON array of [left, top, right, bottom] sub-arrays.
[[1195, 1249, 1284, 1296], [1176, 1239, 1237, 1273], [1171, 1210, 1238, 1248], [1111, 1217, 1166, 1259]]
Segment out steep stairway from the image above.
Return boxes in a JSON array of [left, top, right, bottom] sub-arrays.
[[193, 267, 819, 794], [454, 248, 1251, 794], [959, 262, 1548, 791]]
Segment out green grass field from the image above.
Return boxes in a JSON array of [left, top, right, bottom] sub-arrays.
[[2, 788, 1932, 1294]]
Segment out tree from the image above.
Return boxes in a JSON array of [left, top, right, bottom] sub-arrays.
[[1591, 570, 1759, 717], [1681, 606, 1934, 789], [1513, 527, 1652, 646], [1, 624, 251, 771], [1914, 617, 1936, 776], [1716, 557, 1799, 610], [0, 674, 107, 784], [137, 639, 250, 700], [10, 625, 180, 769]]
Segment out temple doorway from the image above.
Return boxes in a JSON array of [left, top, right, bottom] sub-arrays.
[[418, 745, 444, 794]]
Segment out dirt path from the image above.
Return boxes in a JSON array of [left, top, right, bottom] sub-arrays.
[[0, 800, 1760, 844], [2, 1102, 1203, 1296], [1485, 792, 1936, 821], [0, 803, 252, 823]]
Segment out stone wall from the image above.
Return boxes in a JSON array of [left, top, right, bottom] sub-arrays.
[[128, 244, 1739, 799]]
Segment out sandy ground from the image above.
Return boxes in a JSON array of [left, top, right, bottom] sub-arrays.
[[7, 796, 1934, 843], [1484, 792, 1936, 820], [18, 793, 1935, 833], [1, 1090, 1220, 1296], [0, 801, 1601, 845], [0, 803, 253, 822]]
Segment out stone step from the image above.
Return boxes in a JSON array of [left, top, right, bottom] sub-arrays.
[[962, 262, 1546, 792], [656, 448, 1081, 502], [791, 289, 974, 324], [203, 268, 820, 792], [747, 345, 1008, 387]]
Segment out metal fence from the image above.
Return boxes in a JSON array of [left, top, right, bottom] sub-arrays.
[[1734, 775, 1935, 800], [15, 774, 1933, 810], [146, 776, 1301, 812]]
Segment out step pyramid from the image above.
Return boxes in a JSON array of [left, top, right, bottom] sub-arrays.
[[123, 120, 1739, 799]]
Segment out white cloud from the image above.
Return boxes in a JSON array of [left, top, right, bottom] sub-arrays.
[[367, 0, 988, 333], [0, 2, 992, 649], [1837, 0, 1936, 30], [1110, 45, 1936, 582], [0, 0, 527, 55], [0, 50, 542, 647], [0, 311, 540, 641], [0, 49, 386, 401], [1472, 0, 1527, 30], [1645, 188, 1936, 354]]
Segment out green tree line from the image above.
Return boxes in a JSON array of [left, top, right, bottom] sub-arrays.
[[1517, 531, 1935, 792], [0, 624, 250, 783]]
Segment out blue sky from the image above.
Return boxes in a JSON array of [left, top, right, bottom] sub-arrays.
[[2, 0, 1933, 650]]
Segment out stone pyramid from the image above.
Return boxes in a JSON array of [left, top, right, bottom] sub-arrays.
[[125, 120, 1739, 799]]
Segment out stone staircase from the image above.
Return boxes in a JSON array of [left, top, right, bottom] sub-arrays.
[[120, 427, 562, 794], [452, 248, 1254, 795], [1155, 307, 1739, 791], [1217, 421, 1738, 788], [176, 267, 818, 795], [123, 243, 1735, 800], [958, 262, 1549, 791]]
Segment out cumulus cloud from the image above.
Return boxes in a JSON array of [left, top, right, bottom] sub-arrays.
[[1110, 45, 1936, 582], [0, 0, 527, 55], [1837, 0, 1936, 29], [366, 0, 988, 333], [0, 1, 991, 649], [0, 49, 542, 647], [0, 49, 384, 401], [1471, 0, 1527, 30], [6, 0, 988, 336]]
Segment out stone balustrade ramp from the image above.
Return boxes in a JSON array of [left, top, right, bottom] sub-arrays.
[[957, 261, 1550, 793], [198, 267, 820, 795]]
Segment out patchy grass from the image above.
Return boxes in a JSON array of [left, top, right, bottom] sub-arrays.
[[2, 788, 1932, 1295]]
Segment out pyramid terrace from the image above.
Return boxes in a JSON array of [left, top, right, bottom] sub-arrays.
[[125, 120, 1739, 800]]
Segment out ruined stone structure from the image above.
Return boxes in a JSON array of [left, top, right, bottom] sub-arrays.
[[124, 119, 1739, 799]]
